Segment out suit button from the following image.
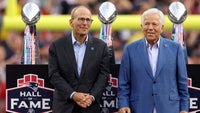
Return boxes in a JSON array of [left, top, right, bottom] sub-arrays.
[[152, 93, 157, 96], [153, 81, 156, 84]]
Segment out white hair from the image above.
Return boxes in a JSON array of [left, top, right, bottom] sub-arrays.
[[141, 8, 164, 25]]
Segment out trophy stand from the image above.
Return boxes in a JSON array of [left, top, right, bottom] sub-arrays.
[[168, 2, 200, 112], [98, 2, 119, 113], [98, 2, 117, 65], [168, 1, 188, 63], [6, 3, 54, 113], [21, 2, 41, 64]]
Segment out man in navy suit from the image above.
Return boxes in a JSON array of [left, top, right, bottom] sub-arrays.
[[48, 6, 110, 113], [117, 8, 189, 113]]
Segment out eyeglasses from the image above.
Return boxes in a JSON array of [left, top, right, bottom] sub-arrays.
[[77, 17, 93, 24]]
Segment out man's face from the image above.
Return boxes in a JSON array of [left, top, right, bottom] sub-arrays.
[[70, 7, 93, 37], [141, 13, 164, 44]]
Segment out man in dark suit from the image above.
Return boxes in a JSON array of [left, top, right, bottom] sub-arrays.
[[117, 8, 189, 113], [48, 6, 110, 113]]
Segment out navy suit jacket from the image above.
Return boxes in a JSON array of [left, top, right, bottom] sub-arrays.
[[48, 32, 110, 113], [118, 37, 189, 113]]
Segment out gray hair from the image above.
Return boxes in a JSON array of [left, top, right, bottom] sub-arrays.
[[70, 6, 91, 19], [141, 8, 164, 25], [70, 6, 79, 19]]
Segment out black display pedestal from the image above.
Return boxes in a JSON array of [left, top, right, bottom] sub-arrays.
[[6, 65, 54, 113], [6, 64, 200, 113]]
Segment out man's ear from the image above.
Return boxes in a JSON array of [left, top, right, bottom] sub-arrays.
[[69, 19, 73, 26], [161, 25, 164, 31], [141, 24, 144, 32]]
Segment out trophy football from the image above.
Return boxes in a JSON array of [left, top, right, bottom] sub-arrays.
[[21, 2, 40, 64], [98, 1, 117, 64], [168, 1, 188, 63]]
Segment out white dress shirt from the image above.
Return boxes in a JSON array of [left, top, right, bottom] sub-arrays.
[[146, 38, 160, 113]]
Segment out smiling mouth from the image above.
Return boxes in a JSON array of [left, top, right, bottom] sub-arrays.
[[147, 32, 154, 34], [80, 27, 88, 30], [147, 34, 155, 38]]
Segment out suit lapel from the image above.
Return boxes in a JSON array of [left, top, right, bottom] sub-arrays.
[[154, 37, 167, 79], [79, 36, 95, 78], [138, 39, 154, 80], [64, 33, 79, 78]]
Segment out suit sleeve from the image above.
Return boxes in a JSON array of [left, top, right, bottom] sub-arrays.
[[48, 42, 74, 101], [90, 43, 110, 103], [177, 44, 189, 111], [117, 46, 131, 109]]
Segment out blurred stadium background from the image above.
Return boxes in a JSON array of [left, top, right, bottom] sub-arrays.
[[1, 0, 200, 112]]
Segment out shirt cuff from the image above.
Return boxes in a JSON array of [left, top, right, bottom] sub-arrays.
[[91, 95, 95, 101], [70, 91, 76, 99]]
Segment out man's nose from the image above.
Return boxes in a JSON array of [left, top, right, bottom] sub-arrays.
[[148, 24, 154, 29]]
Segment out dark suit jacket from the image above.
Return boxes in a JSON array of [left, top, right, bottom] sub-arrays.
[[48, 32, 110, 113], [118, 37, 189, 113]]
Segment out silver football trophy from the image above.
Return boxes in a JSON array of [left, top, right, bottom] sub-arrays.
[[98, 1, 117, 64], [168, 1, 188, 63], [21, 2, 40, 64]]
